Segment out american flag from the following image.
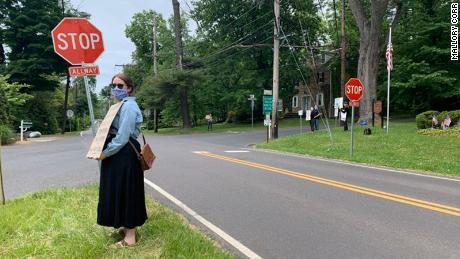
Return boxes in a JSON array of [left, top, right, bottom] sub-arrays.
[[386, 41, 393, 71]]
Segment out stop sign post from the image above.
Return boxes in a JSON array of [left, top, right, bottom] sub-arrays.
[[51, 17, 104, 139], [345, 78, 365, 158]]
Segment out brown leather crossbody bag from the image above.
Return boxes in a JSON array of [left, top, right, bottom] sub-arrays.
[[128, 133, 156, 172]]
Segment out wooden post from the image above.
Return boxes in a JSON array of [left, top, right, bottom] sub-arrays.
[[271, 0, 280, 139]]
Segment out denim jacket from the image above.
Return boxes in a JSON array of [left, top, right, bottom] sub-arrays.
[[102, 97, 143, 157]]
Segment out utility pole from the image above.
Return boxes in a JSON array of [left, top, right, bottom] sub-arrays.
[[271, 0, 280, 139], [152, 14, 158, 133], [340, 0, 347, 97], [60, 0, 70, 134]]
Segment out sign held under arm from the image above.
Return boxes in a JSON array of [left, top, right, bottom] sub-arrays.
[[86, 102, 123, 160]]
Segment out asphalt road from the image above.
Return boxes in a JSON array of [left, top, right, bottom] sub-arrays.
[[2, 127, 460, 258]]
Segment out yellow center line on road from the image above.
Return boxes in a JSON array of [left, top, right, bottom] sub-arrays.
[[194, 151, 460, 217]]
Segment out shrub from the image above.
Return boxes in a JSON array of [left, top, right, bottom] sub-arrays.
[[416, 110, 438, 129], [0, 125, 16, 145], [447, 110, 460, 125], [416, 109, 460, 129]]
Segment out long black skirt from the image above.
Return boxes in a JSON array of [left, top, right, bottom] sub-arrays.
[[97, 134, 147, 229]]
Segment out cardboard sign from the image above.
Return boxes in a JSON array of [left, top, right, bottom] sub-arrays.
[[86, 102, 123, 159], [305, 110, 311, 121]]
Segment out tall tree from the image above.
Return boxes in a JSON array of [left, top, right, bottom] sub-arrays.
[[172, 0, 191, 128], [3, 0, 66, 89], [348, 0, 391, 119]]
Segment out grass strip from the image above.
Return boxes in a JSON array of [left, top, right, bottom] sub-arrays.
[[257, 121, 460, 177], [0, 185, 234, 259], [145, 118, 335, 135]]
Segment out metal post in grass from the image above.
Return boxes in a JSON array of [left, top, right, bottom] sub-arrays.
[[0, 140, 5, 205], [350, 106, 355, 158], [298, 110, 303, 134]]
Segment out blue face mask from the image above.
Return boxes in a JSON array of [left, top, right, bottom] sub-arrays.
[[111, 88, 128, 101]]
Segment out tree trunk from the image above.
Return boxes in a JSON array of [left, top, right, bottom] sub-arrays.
[[348, 0, 389, 120], [61, 72, 70, 134], [0, 37, 5, 65], [172, 0, 191, 128]]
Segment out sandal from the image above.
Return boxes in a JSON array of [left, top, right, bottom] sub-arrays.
[[110, 239, 136, 248], [110, 228, 126, 239]]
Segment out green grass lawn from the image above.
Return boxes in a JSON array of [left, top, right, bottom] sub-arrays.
[[146, 118, 335, 135], [0, 186, 234, 259], [257, 121, 460, 177]]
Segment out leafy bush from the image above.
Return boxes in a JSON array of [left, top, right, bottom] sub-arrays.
[[416, 109, 460, 129], [0, 125, 16, 145], [446, 110, 460, 125], [416, 110, 438, 129]]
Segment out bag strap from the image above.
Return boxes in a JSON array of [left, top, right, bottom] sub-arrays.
[[128, 140, 142, 160], [142, 132, 146, 146]]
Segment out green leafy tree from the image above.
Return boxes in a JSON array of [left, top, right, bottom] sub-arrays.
[[386, 0, 460, 113], [0, 75, 32, 125], [0, 86, 9, 125], [3, 0, 67, 90]]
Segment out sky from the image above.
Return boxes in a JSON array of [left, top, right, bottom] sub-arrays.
[[69, 0, 194, 93]]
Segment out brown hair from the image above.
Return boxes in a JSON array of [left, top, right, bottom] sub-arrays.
[[111, 73, 135, 95]]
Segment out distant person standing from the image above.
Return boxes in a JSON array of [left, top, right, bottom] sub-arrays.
[[313, 105, 321, 131], [340, 103, 349, 131], [205, 113, 213, 131], [309, 107, 316, 132]]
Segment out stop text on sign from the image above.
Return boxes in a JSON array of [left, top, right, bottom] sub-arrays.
[[346, 84, 363, 95], [56, 33, 101, 50]]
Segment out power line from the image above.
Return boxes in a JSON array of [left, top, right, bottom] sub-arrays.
[[161, 20, 274, 71], [75, 0, 87, 10], [198, 34, 274, 69], [201, 10, 273, 46], [181, 0, 193, 13]]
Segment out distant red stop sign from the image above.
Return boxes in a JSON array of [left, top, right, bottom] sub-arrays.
[[345, 78, 365, 101], [51, 18, 104, 65]]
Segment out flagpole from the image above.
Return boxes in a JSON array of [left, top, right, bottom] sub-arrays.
[[386, 27, 392, 134]]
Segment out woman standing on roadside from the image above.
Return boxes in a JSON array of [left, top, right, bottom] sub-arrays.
[[96, 73, 147, 248]]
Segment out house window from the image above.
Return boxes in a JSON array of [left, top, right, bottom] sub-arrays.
[[316, 93, 324, 107], [321, 53, 326, 64], [292, 96, 299, 108], [317, 72, 325, 83]]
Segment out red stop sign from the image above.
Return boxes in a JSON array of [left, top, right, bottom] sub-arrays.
[[51, 18, 104, 65], [345, 78, 365, 101]]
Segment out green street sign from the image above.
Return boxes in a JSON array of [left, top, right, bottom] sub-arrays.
[[263, 95, 273, 114]]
